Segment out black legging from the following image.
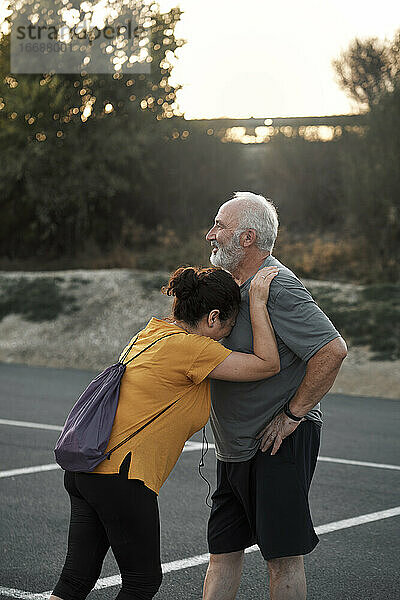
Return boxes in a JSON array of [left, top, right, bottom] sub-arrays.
[[53, 454, 162, 600]]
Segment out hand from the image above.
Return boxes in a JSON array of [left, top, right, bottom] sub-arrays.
[[249, 266, 279, 303], [256, 411, 305, 455]]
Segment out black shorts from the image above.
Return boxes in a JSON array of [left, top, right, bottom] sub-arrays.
[[207, 419, 321, 561]]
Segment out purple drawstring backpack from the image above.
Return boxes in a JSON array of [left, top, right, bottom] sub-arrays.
[[54, 332, 185, 472]]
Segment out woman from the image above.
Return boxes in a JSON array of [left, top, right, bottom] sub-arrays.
[[51, 264, 279, 600]]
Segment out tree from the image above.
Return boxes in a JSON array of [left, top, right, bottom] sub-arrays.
[[333, 30, 400, 110], [0, 1, 184, 258], [333, 31, 400, 280]]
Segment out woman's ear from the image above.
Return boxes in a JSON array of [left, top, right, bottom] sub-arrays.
[[208, 309, 220, 327]]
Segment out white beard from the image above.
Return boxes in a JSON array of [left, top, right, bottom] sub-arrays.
[[210, 231, 245, 273]]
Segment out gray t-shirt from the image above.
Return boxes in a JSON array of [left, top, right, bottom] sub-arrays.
[[210, 255, 340, 462]]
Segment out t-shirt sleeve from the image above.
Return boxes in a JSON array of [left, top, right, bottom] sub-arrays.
[[271, 285, 340, 362], [186, 336, 232, 385]]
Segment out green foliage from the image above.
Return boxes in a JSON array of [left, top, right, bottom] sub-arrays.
[[338, 85, 400, 281], [135, 272, 169, 294], [310, 283, 400, 360], [333, 30, 400, 282], [0, 276, 78, 321], [0, 2, 183, 257], [0, 12, 399, 285], [361, 283, 399, 302], [142, 275, 167, 292], [332, 32, 400, 110]]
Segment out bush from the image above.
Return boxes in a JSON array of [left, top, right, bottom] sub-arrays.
[[309, 282, 400, 360], [0, 277, 78, 322]]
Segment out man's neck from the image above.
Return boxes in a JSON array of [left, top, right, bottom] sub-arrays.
[[232, 252, 271, 286]]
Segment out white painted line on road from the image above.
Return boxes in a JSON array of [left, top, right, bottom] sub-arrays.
[[184, 445, 400, 471], [0, 464, 60, 479], [72, 506, 400, 591], [1, 506, 399, 598], [318, 456, 400, 471], [0, 443, 208, 479], [315, 506, 400, 535], [0, 588, 49, 600], [88, 553, 213, 591], [1, 418, 400, 474], [0, 443, 206, 479], [242, 506, 400, 554], [0, 418, 62, 431], [183, 441, 208, 451], [2, 452, 399, 481], [0, 420, 208, 446]]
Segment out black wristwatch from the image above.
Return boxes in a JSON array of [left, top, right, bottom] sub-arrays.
[[283, 401, 303, 421]]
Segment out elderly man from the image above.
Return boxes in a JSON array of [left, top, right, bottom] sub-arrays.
[[202, 192, 347, 600]]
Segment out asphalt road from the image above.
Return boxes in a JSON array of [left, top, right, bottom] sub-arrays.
[[0, 362, 399, 600]]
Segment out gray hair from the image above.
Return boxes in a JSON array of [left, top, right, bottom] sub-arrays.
[[231, 191, 279, 252]]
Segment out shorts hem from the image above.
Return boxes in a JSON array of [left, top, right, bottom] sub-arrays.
[[260, 537, 320, 561], [208, 540, 256, 555]]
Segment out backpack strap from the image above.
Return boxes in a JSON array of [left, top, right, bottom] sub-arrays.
[[105, 397, 180, 460], [123, 332, 186, 366], [119, 335, 140, 364], [106, 331, 186, 460]]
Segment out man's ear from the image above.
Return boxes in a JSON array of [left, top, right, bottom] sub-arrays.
[[241, 229, 257, 248], [208, 309, 220, 327]]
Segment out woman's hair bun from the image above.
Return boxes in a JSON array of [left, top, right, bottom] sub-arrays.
[[162, 267, 200, 300], [161, 265, 240, 327]]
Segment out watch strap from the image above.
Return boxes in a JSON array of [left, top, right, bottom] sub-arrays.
[[283, 401, 303, 421]]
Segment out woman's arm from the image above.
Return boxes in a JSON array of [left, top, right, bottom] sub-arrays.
[[209, 267, 280, 382]]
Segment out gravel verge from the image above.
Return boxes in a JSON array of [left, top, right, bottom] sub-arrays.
[[0, 269, 398, 399]]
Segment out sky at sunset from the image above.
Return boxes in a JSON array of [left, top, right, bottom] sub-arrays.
[[1, 0, 399, 118], [159, 0, 400, 118]]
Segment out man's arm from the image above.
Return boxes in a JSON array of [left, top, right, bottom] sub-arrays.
[[257, 336, 347, 454]]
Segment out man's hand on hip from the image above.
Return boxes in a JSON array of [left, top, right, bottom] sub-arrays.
[[256, 412, 305, 455]]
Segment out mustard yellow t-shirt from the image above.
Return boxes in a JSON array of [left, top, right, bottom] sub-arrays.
[[92, 318, 232, 494]]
